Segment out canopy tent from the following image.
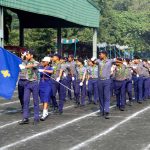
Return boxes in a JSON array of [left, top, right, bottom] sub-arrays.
[[0, 0, 100, 57]]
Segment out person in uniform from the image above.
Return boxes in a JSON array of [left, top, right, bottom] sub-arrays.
[[113, 58, 127, 111], [124, 58, 133, 106], [95, 51, 119, 119], [19, 50, 40, 125], [18, 52, 28, 112], [142, 59, 150, 100], [38, 57, 53, 121], [74, 58, 87, 107], [131, 56, 144, 104], [51, 54, 65, 114], [87, 58, 98, 105], [67, 55, 77, 100], [60, 57, 70, 102]]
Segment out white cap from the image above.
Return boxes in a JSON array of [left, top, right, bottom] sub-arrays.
[[42, 57, 51, 62], [91, 57, 96, 61]]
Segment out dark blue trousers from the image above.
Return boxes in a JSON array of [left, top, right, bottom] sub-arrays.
[[67, 75, 72, 99], [110, 78, 115, 97], [143, 77, 150, 100], [125, 79, 132, 101], [74, 80, 86, 105], [88, 78, 98, 103], [61, 78, 68, 100], [18, 79, 28, 109], [114, 80, 126, 108], [23, 81, 39, 121], [133, 76, 144, 102], [51, 80, 65, 112], [98, 79, 111, 114]]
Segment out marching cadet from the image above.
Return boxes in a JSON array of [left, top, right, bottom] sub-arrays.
[[132, 56, 145, 104], [74, 58, 87, 107], [110, 63, 116, 97], [60, 57, 70, 102], [142, 59, 150, 100], [87, 58, 98, 105], [18, 52, 28, 112], [95, 51, 119, 119], [51, 54, 65, 114], [67, 54, 77, 100], [19, 50, 40, 125], [38, 57, 53, 121], [113, 58, 127, 111], [124, 58, 133, 106]]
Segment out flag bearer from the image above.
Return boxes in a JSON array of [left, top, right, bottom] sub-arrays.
[[74, 58, 87, 107], [113, 58, 127, 111], [38, 57, 53, 121], [19, 50, 39, 125], [87, 58, 98, 105]]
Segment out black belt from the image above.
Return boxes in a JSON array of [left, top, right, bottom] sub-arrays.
[[19, 79, 27, 81]]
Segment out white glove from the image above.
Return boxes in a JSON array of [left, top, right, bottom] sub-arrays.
[[91, 57, 96, 61], [79, 82, 83, 86], [86, 81, 88, 85], [132, 66, 137, 69], [19, 64, 25, 70], [21, 52, 27, 57], [63, 73, 67, 77], [123, 62, 127, 66], [56, 77, 60, 82], [38, 69, 44, 72], [113, 58, 116, 61], [72, 77, 75, 81], [136, 74, 139, 77]]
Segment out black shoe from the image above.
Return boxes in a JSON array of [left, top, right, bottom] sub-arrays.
[[138, 101, 142, 104], [40, 114, 49, 121], [33, 119, 40, 125], [19, 118, 29, 125], [104, 113, 110, 119]]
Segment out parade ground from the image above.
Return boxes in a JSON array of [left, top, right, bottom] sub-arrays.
[[0, 88, 150, 150]]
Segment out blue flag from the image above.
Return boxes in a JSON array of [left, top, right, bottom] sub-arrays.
[[0, 47, 22, 100]]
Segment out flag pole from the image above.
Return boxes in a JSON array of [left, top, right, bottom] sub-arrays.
[[41, 72, 74, 92]]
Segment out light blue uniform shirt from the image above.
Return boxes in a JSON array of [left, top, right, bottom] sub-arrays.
[[96, 59, 115, 79]]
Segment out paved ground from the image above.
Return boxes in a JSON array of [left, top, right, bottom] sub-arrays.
[[0, 88, 150, 150]]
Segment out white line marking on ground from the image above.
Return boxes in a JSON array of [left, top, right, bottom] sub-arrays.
[[0, 97, 35, 106], [69, 105, 150, 150], [0, 104, 74, 129], [0, 100, 19, 106], [0, 105, 115, 150], [142, 144, 150, 150]]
